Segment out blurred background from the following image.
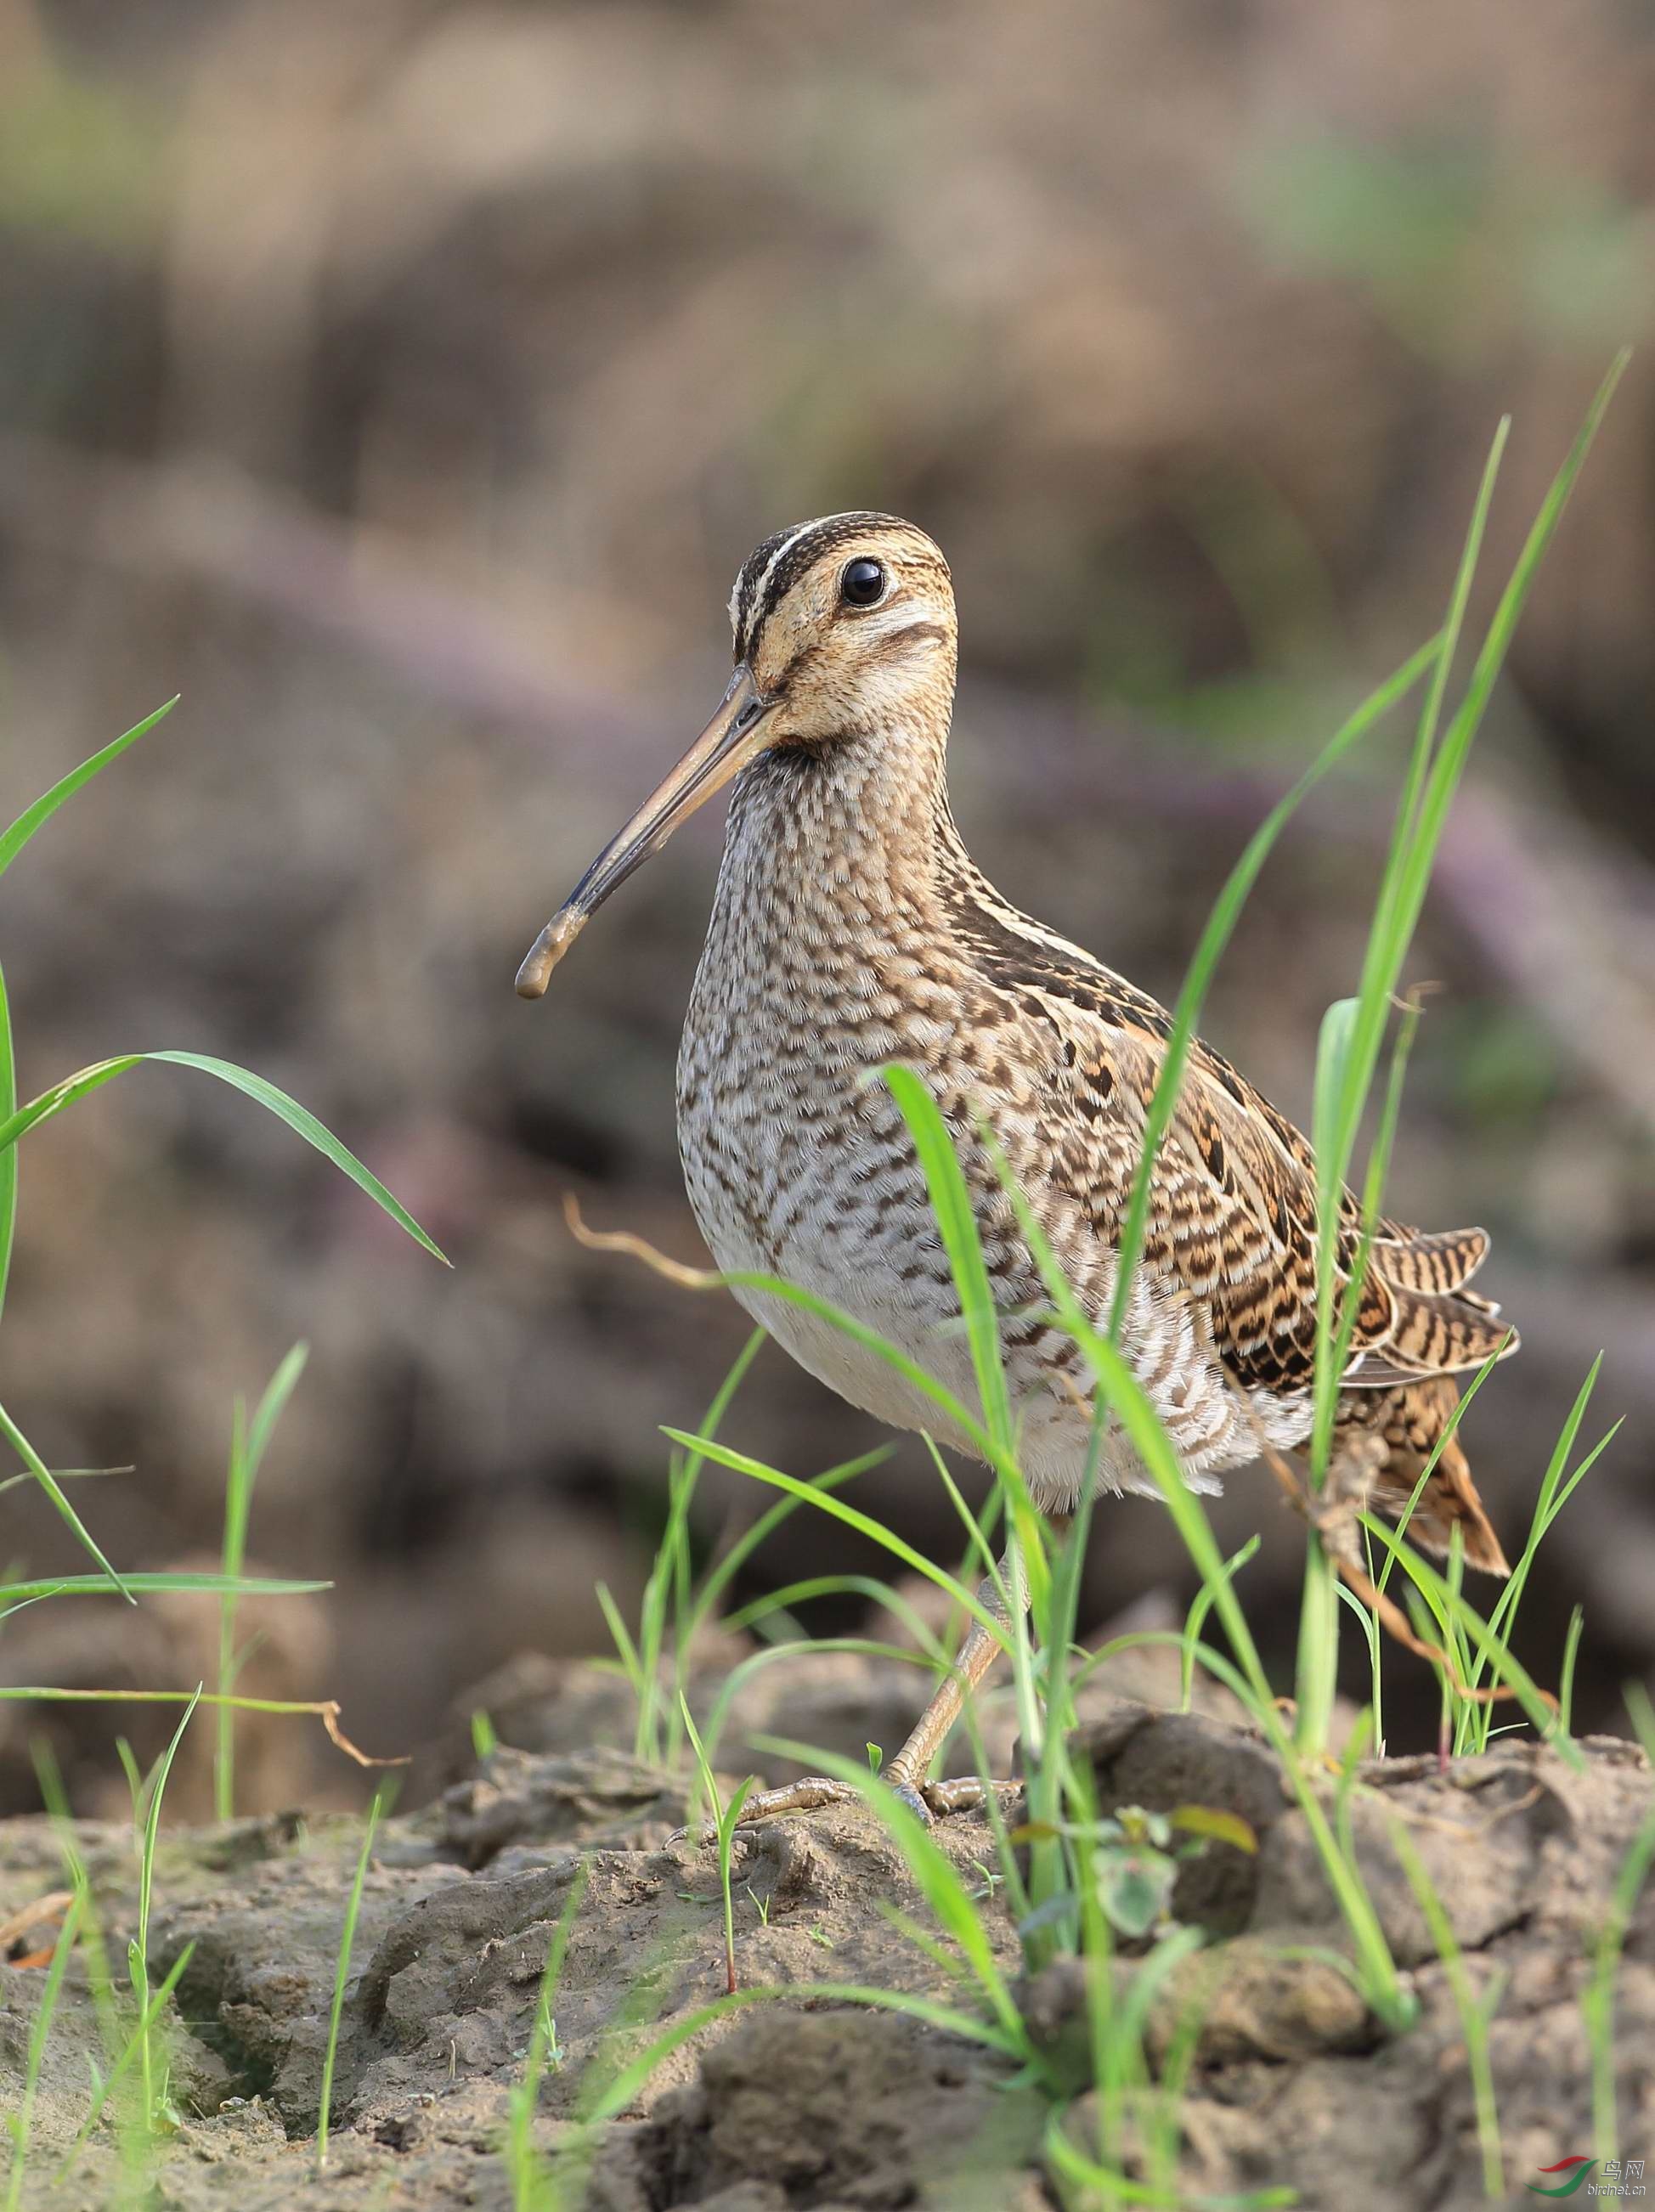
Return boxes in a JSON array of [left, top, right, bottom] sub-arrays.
[[2, 0, 1652, 1814]]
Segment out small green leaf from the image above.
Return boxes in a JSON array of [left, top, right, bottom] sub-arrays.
[[1095, 1848, 1177, 1939], [1008, 1821, 1061, 1846], [1169, 1803, 1258, 1854]]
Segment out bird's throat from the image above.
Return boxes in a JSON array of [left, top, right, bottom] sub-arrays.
[[723, 719, 962, 928]]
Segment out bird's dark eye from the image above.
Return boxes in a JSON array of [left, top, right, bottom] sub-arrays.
[[839, 557, 887, 608]]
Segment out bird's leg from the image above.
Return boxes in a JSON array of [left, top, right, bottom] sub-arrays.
[[718, 1543, 1025, 1831], [881, 1604, 1012, 1819], [1310, 1429, 1389, 1572]]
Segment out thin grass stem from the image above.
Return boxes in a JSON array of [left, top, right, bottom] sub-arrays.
[[317, 1791, 384, 2170]]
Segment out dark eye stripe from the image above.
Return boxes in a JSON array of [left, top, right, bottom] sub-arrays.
[[735, 512, 893, 659]]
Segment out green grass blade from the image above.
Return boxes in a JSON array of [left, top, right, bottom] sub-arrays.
[[1556, 1606, 1585, 1741], [715, 1267, 1001, 1467], [594, 1581, 645, 1694], [317, 1792, 383, 2170], [658, 1430, 997, 1639], [1334, 360, 1625, 1210], [0, 1572, 329, 1604], [0, 1398, 135, 1601], [883, 1061, 1014, 1455], [1390, 1821, 1505, 2197], [1584, 1685, 1655, 2164], [217, 1346, 310, 1820], [1358, 1519, 1584, 1769], [144, 1052, 449, 1262], [3, 1888, 85, 2212], [242, 1343, 311, 1481], [130, 1685, 200, 2128], [56, 1939, 195, 2179], [697, 1631, 935, 1776], [0, 959, 14, 1330], [0, 1056, 142, 1151], [1478, 1359, 1607, 1651], [1110, 631, 1442, 1345], [681, 1447, 888, 1651], [881, 1069, 1052, 1800], [0, 1050, 447, 1262], [1180, 1535, 1261, 1711], [1323, 427, 1506, 1222], [506, 1861, 589, 2207], [0, 699, 178, 882]]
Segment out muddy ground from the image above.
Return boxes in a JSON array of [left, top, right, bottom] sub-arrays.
[[1, 1648, 1652, 2210]]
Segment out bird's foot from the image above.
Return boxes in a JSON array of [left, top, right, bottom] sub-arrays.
[[668, 1775, 858, 1845], [670, 1771, 1015, 1844]]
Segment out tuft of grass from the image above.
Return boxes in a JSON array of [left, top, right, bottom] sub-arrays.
[[1451, 1357, 1621, 1758], [1390, 1821, 1505, 2198], [0, 695, 445, 1958], [596, 1329, 764, 1767], [2, 700, 445, 1605], [0, 684, 450, 2196], [1294, 353, 1627, 1756], [504, 1864, 588, 2212], [31, 1738, 161, 2182], [317, 1791, 384, 2170], [3, 1887, 86, 2212], [596, 1336, 896, 1777], [0, 961, 15, 1338], [1583, 1685, 1655, 2166], [681, 1696, 755, 1993], [121, 1686, 201, 2136], [59, 1942, 198, 2180], [215, 1343, 310, 1820]]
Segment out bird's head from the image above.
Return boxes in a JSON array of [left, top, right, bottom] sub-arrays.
[[516, 513, 956, 996]]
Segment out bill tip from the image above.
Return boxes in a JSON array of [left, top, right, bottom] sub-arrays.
[[515, 908, 584, 998]]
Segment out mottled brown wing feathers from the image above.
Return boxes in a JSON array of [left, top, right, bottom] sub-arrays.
[[1370, 1225, 1491, 1296], [1157, 1048, 1517, 1393], [1336, 1377, 1510, 1574], [948, 884, 1517, 1402]]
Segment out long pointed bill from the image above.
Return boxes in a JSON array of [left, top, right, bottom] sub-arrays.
[[515, 663, 774, 998]]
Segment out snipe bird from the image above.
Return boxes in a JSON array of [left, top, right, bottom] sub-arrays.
[[517, 513, 1516, 1821]]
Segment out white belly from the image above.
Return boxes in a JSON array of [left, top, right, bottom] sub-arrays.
[[681, 1128, 1240, 1514]]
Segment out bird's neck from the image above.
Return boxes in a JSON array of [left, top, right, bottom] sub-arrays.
[[720, 719, 964, 928]]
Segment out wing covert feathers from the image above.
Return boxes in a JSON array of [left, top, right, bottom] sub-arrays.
[[944, 883, 1519, 1401]]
